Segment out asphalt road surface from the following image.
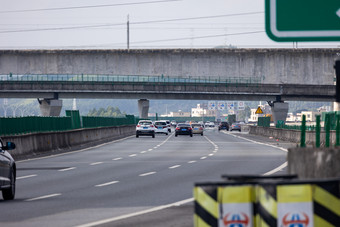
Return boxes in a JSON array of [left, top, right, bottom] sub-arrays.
[[0, 128, 291, 227]]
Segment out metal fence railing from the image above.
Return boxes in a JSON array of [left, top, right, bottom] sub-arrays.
[[0, 112, 137, 136], [0, 74, 262, 86]]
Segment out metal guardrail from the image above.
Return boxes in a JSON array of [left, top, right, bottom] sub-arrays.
[[0, 74, 262, 85]]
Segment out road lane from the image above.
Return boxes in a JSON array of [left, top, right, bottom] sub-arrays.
[[0, 129, 288, 227]]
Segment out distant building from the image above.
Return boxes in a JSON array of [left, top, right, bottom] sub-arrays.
[[191, 104, 215, 117], [301, 111, 317, 122], [168, 111, 191, 117]]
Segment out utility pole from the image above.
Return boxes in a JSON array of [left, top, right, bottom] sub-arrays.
[[127, 15, 130, 50]]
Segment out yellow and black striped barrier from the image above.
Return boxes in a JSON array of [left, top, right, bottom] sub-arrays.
[[194, 176, 340, 227], [257, 179, 340, 227], [194, 182, 256, 227]]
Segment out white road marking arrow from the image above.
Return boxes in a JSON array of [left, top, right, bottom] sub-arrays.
[[337, 8, 340, 18]]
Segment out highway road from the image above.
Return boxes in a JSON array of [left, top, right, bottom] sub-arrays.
[[0, 128, 289, 227]]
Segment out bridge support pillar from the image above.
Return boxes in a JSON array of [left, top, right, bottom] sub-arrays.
[[138, 99, 149, 119], [38, 99, 63, 116], [269, 101, 289, 126]]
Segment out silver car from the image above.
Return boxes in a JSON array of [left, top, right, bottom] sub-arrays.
[[191, 123, 204, 136]]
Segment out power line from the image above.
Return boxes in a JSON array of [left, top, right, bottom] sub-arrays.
[[0, 0, 181, 14], [125, 31, 265, 45], [0, 12, 263, 34]]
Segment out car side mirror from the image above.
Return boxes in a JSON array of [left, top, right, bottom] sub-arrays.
[[3, 142, 16, 150]]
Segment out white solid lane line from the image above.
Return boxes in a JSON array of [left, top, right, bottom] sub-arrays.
[[26, 193, 61, 202], [95, 181, 119, 187], [169, 165, 181, 169], [139, 172, 156, 176], [59, 167, 76, 172], [17, 174, 37, 180], [75, 198, 194, 227], [90, 162, 103, 166]]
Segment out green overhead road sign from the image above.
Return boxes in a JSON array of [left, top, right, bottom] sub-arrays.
[[265, 0, 340, 42]]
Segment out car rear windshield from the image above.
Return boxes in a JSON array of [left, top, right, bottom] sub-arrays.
[[139, 121, 152, 125], [191, 124, 201, 127], [155, 122, 166, 125], [177, 124, 190, 127]]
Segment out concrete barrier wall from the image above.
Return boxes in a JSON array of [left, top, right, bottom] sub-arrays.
[[249, 126, 338, 146], [288, 147, 340, 179], [2, 125, 135, 159]]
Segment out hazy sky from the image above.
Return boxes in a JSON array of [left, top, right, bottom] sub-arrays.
[[0, 0, 339, 49]]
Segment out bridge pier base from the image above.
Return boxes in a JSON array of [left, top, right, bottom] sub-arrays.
[[38, 99, 63, 116], [138, 99, 149, 119], [270, 101, 289, 126]]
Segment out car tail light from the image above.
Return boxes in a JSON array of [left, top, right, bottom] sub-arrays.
[[189, 127, 192, 130], [176, 127, 180, 130], [137, 125, 140, 127], [150, 125, 154, 128], [200, 127, 203, 130]]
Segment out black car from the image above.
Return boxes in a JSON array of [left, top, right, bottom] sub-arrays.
[[218, 122, 229, 131], [175, 123, 193, 137], [0, 139, 16, 200]]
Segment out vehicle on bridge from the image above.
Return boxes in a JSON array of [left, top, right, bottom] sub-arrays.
[[154, 121, 169, 135], [0, 139, 16, 200], [175, 123, 193, 137], [136, 120, 155, 138]]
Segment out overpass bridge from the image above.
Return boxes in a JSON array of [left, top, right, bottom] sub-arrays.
[[0, 48, 338, 122]]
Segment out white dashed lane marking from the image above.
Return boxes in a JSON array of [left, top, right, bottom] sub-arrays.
[[59, 167, 76, 172], [113, 158, 122, 161], [90, 162, 103, 166], [139, 172, 156, 176], [95, 181, 119, 187], [17, 174, 37, 180], [169, 165, 181, 169], [26, 193, 61, 202]]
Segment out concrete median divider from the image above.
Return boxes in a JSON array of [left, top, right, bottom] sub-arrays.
[[2, 125, 135, 159], [194, 175, 340, 227]]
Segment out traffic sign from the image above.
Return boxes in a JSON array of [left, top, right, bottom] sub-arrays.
[[255, 107, 263, 114], [208, 101, 216, 110], [218, 101, 225, 110], [265, 0, 340, 41]]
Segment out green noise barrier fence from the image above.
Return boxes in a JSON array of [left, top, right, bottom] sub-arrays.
[[0, 112, 137, 136], [257, 117, 271, 127]]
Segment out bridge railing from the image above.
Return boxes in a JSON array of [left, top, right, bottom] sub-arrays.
[[0, 74, 262, 85]]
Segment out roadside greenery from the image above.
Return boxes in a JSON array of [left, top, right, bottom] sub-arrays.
[[87, 106, 126, 117]]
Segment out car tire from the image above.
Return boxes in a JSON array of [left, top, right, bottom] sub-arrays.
[[190, 134, 193, 137], [152, 134, 155, 138], [2, 169, 15, 200], [201, 133, 203, 136], [166, 133, 168, 135], [175, 134, 178, 137], [136, 134, 139, 138]]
